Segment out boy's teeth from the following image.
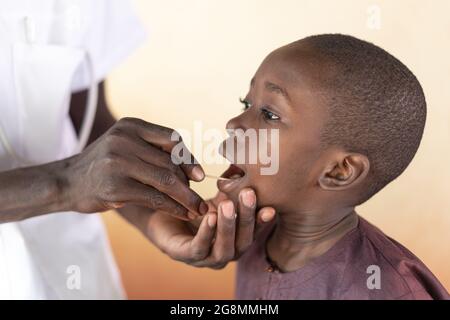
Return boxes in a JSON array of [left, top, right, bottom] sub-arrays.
[[230, 174, 242, 179]]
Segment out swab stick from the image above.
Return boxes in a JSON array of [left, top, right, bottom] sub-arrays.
[[204, 174, 231, 181]]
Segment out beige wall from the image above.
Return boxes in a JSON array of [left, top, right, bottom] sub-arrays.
[[103, 0, 450, 298]]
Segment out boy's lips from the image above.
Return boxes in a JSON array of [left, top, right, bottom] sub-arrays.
[[217, 164, 246, 192]]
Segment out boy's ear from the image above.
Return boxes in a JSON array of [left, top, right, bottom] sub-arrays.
[[318, 153, 370, 191]]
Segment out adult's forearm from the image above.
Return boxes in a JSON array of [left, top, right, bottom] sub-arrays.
[[0, 159, 71, 223]]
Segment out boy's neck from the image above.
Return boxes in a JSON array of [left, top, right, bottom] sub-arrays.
[[266, 207, 358, 273]]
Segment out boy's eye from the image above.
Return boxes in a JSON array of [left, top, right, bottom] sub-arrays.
[[261, 108, 280, 121], [239, 98, 281, 121], [239, 98, 252, 111]]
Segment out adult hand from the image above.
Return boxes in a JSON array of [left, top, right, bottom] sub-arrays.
[[62, 117, 208, 220], [145, 189, 276, 269]]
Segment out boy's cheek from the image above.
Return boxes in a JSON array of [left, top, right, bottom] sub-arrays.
[[245, 175, 280, 208], [253, 167, 305, 208]]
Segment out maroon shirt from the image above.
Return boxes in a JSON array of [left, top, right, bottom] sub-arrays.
[[236, 216, 450, 300]]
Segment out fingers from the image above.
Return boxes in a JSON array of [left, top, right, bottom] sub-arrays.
[[114, 179, 191, 220], [235, 188, 256, 257], [193, 201, 236, 268], [121, 156, 208, 215], [119, 117, 178, 151], [172, 192, 276, 269], [120, 136, 189, 184], [188, 214, 217, 260], [118, 117, 205, 182], [213, 201, 236, 259], [181, 162, 205, 183], [145, 211, 197, 261]]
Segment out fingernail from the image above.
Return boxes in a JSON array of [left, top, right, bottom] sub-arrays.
[[261, 208, 275, 222], [241, 190, 256, 208], [191, 166, 205, 181], [199, 201, 209, 215], [220, 201, 235, 219], [207, 214, 217, 228]]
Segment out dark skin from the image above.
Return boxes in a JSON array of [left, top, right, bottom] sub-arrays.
[[0, 82, 208, 221], [70, 82, 276, 268], [0, 81, 276, 268], [217, 40, 370, 272]]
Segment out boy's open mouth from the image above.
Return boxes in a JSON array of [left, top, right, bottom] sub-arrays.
[[217, 164, 246, 192]]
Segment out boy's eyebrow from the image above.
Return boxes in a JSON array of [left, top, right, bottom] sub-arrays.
[[250, 78, 290, 101], [265, 81, 290, 100]]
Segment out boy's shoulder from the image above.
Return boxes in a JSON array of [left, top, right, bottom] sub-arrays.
[[337, 217, 449, 300], [236, 217, 450, 300]]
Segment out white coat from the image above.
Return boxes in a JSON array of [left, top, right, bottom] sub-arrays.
[[0, 0, 146, 299]]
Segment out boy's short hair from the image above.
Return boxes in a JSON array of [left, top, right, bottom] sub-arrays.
[[304, 34, 426, 204]]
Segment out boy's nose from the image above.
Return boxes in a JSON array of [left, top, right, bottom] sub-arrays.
[[222, 114, 248, 161], [226, 114, 248, 131]]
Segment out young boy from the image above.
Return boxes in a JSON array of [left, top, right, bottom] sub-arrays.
[[216, 34, 450, 299]]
